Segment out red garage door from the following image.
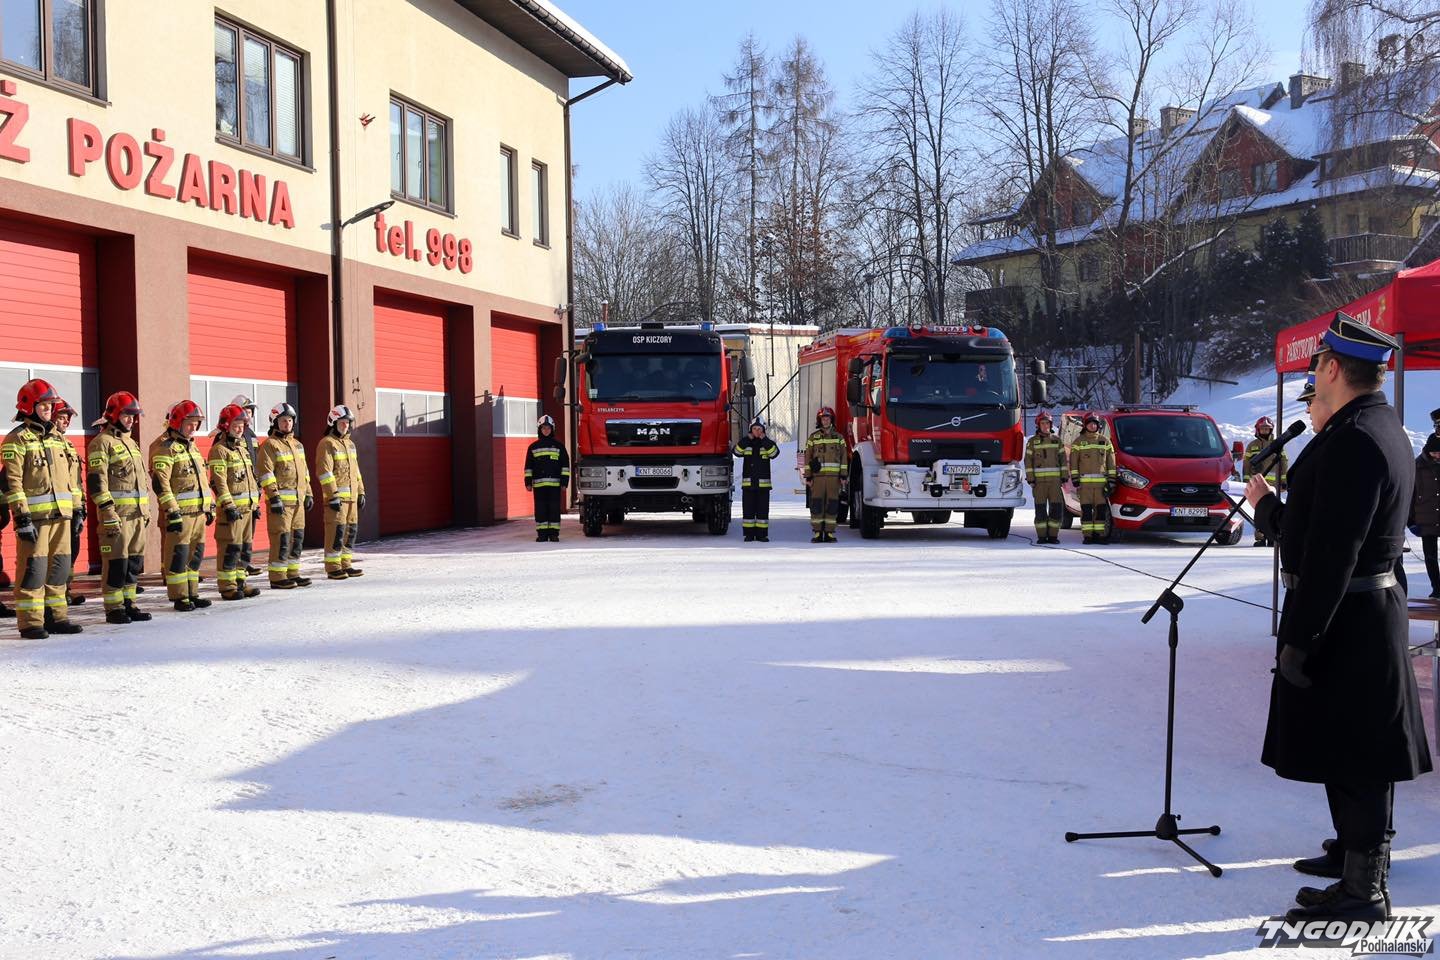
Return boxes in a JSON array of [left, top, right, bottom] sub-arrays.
[[375, 291, 452, 535], [490, 317, 542, 520], [186, 256, 300, 557], [0, 218, 99, 575]]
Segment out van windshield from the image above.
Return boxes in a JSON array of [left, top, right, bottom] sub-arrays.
[[1113, 415, 1225, 458]]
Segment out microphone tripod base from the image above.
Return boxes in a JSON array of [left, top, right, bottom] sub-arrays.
[[1065, 816, 1223, 877]]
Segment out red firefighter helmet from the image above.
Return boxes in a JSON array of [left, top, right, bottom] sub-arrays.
[[102, 391, 143, 424], [15, 378, 60, 417], [51, 398, 73, 422], [166, 399, 205, 431], [1083, 412, 1102, 428], [1255, 416, 1274, 435], [1035, 410, 1054, 425], [216, 403, 249, 432], [815, 405, 837, 426]]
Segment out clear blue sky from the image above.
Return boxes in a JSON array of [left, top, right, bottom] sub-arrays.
[[558, 0, 1312, 200]]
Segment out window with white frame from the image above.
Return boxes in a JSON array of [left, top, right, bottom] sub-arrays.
[[0, 362, 99, 434], [376, 388, 449, 437], [500, 145, 518, 236], [491, 395, 540, 437], [189, 376, 297, 433], [1218, 168, 1244, 199], [1251, 160, 1279, 193]]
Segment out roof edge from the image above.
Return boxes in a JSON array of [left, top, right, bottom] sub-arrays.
[[510, 0, 633, 83]]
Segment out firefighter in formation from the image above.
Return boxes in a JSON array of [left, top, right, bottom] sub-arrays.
[[51, 400, 87, 607], [524, 415, 569, 542], [1243, 416, 1288, 547], [1025, 411, 1068, 544], [2, 380, 83, 639], [1069, 413, 1117, 545], [209, 404, 262, 600], [257, 402, 312, 589], [316, 404, 365, 577], [804, 406, 848, 543], [150, 401, 215, 611], [733, 417, 779, 542], [89, 391, 151, 625]]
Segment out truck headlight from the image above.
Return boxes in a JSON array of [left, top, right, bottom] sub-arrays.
[[701, 465, 729, 477], [888, 469, 909, 492], [580, 466, 606, 479], [1118, 468, 1150, 490]]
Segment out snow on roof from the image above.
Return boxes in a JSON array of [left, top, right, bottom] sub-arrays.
[[1233, 103, 1328, 157], [513, 0, 632, 81]]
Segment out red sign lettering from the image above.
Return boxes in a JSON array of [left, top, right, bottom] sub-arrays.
[[0, 79, 31, 164], [373, 212, 472, 274]]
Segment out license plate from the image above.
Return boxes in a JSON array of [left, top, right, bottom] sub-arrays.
[[1171, 506, 1208, 518], [634, 466, 674, 477], [942, 463, 981, 476]]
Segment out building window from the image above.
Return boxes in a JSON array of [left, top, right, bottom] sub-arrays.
[[214, 18, 303, 162], [190, 376, 297, 434], [1344, 213, 1360, 236], [0, 362, 97, 434], [0, 0, 99, 95], [1251, 160, 1279, 194], [377, 388, 449, 437], [389, 96, 449, 212], [500, 146, 518, 236], [1072, 199, 1094, 225], [531, 160, 549, 246], [1078, 254, 1100, 282], [1218, 168, 1244, 199], [491, 395, 540, 437]]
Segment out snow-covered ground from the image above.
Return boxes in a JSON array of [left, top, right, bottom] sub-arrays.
[[2, 493, 1438, 959]]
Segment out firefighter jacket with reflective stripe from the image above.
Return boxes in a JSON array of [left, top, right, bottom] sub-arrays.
[[1243, 438, 1288, 485], [58, 433, 84, 513], [1024, 434, 1069, 484], [88, 424, 150, 522], [149, 430, 214, 516], [524, 436, 570, 488], [208, 434, 261, 510], [1, 419, 76, 521], [804, 428, 848, 479], [256, 432, 310, 506], [1068, 435, 1117, 484], [733, 436, 780, 487], [316, 433, 364, 503]]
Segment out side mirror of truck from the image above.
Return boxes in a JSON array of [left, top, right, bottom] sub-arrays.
[[741, 356, 755, 384], [1029, 378, 1048, 405], [552, 356, 568, 403], [846, 376, 864, 408], [553, 384, 566, 403], [743, 382, 756, 398], [847, 357, 865, 376]]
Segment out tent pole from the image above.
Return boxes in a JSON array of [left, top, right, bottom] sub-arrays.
[[1272, 367, 1282, 637], [1395, 333, 1406, 423]]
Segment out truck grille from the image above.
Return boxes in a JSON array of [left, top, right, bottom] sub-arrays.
[[628, 477, 680, 490], [1151, 483, 1223, 505], [606, 419, 702, 447], [909, 439, 1004, 467]]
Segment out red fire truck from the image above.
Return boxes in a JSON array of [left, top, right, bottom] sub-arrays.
[[796, 325, 1042, 539], [560, 322, 755, 537]]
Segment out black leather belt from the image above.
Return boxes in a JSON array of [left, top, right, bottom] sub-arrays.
[[1281, 571, 1397, 592]]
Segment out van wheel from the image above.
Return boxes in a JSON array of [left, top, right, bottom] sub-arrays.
[[986, 509, 1013, 539], [860, 501, 884, 539], [1060, 510, 1075, 530]]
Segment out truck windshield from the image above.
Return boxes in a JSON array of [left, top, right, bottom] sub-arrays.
[[1113, 415, 1226, 458], [586, 353, 722, 402], [886, 353, 1017, 407]]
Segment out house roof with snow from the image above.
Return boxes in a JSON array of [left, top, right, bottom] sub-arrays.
[[456, 0, 632, 83]]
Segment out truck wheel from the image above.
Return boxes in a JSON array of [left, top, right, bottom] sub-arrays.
[[1217, 524, 1242, 546], [910, 511, 928, 524], [986, 509, 1013, 539], [931, 510, 952, 524], [581, 503, 604, 538], [860, 501, 884, 539], [846, 479, 862, 529], [706, 497, 731, 535]]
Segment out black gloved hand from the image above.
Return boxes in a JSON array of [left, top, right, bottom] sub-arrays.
[[75, 503, 86, 525], [14, 512, 36, 543], [252, 508, 261, 521], [328, 497, 341, 511], [268, 497, 284, 516], [304, 494, 314, 512], [1103, 481, 1115, 498], [357, 493, 366, 511], [165, 510, 182, 533], [809, 457, 821, 475], [1277, 644, 1311, 688], [204, 510, 214, 527], [224, 505, 240, 523]]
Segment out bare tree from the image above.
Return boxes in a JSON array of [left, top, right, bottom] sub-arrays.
[[573, 183, 690, 325], [647, 104, 735, 325], [859, 8, 975, 325], [713, 35, 774, 323]]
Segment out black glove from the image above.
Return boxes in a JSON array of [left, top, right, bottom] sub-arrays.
[[75, 502, 86, 524], [224, 505, 240, 523], [1277, 644, 1311, 688], [165, 510, 183, 533], [328, 497, 341, 511], [304, 494, 315, 512], [357, 493, 366, 511], [809, 457, 821, 475], [204, 510, 214, 527], [524, 481, 533, 492], [1103, 481, 1115, 498], [268, 497, 284, 516], [14, 512, 36, 543]]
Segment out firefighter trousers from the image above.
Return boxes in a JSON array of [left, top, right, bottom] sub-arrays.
[[532, 486, 562, 536], [216, 512, 255, 598], [1079, 493, 1110, 540], [809, 476, 842, 533], [324, 500, 358, 572], [163, 514, 206, 601], [266, 500, 306, 584], [99, 516, 146, 611], [67, 516, 81, 593], [741, 482, 771, 532], [1031, 480, 1064, 537], [13, 519, 71, 631]]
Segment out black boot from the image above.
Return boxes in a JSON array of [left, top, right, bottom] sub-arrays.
[[1293, 837, 1343, 878], [245, 564, 263, 577], [174, 599, 195, 612], [823, 532, 837, 542], [48, 619, 82, 634], [757, 532, 769, 542], [67, 592, 86, 605], [812, 532, 824, 543], [1287, 845, 1389, 922], [241, 585, 261, 598], [0, 601, 13, 618], [124, 601, 152, 622], [106, 609, 132, 625], [536, 532, 547, 542], [192, 597, 212, 609], [19, 626, 48, 640], [270, 579, 296, 590], [327, 570, 349, 580], [292, 576, 312, 587], [744, 530, 755, 542]]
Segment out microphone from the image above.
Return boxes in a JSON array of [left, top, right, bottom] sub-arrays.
[[1248, 420, 1306, 473]]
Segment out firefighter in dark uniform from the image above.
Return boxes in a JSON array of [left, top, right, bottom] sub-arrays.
[[1025, 411, 1068, 544], [524, 415, 569, 542], [1244, 416, 1287, 546], [1247, 313, 1433, 922], [733, 417, 779, 542]]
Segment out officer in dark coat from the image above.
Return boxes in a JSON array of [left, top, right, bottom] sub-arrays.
[[1247, 313, 1433, 921], [1410, 433, 1440, 599], [733, 417, 779, 542], [524, 415, 570, 542]]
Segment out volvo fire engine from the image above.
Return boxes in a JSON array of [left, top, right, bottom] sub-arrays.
[[796, 325, 1042, 539], [559, 322, 755, 537]]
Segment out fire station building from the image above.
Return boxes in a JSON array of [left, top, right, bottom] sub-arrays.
[[0, 0, 630, 572]]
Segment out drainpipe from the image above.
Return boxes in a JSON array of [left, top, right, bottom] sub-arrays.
[[326, 0, 345, 406]]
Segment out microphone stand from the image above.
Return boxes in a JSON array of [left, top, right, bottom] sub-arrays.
[[1063, 484, 1263, 878]]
